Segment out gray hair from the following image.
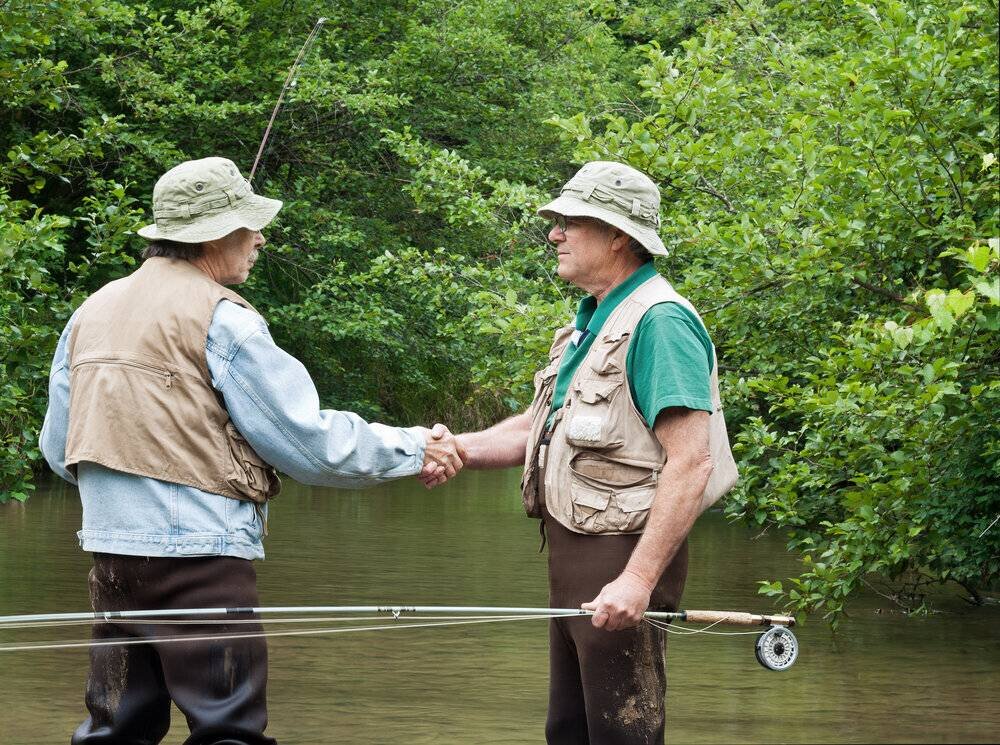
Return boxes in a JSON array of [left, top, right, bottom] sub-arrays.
[[627, 236, 654, 264], [141, 239, 204, 260]]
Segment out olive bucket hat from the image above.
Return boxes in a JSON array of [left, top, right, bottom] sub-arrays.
[[537, 161, 667, 256], [137, 157, 283, 242]]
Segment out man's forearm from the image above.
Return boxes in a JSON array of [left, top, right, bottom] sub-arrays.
[[623, 452, 712, 591], [457, 412, 531, 469]]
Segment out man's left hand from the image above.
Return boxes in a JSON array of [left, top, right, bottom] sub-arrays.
[[581, 571, 653, 631]]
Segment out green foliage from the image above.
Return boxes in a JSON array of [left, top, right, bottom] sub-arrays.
[[0, 0, 638, 500], [548, 0, 999, 621]]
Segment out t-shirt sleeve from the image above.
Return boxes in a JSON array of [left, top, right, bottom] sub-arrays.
[[627, 301, 715, 427]]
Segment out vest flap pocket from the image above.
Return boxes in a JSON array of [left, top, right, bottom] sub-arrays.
[[574, 379, 620, 404], [615, 484, 656, 513], [570, 480, 611, 511], [565, 379, 625, 449], [534, 361, 560, 389], [225, 422, 279, 502], [591, 332, 630, 375], [570, 452, 658, 488]]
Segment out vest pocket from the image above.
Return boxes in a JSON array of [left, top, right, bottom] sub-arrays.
[[563, 378, 626, 449], [589, 331, 630, 375], [224, 422, 279, 503], [568, 453, 657, 533]]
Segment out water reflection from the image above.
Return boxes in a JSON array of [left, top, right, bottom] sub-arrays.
[[1, 471, 997, 743]]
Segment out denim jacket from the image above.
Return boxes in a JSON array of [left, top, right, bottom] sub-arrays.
[[40, 300, 427, 560]]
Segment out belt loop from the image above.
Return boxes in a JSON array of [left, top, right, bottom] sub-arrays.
[[631, 198, 642, 216]]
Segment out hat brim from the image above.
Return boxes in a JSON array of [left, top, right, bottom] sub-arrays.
[[137, 193, 283, 242], [538, 195, 668, 257]]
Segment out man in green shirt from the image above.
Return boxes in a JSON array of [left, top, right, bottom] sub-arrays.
[[422, 161, 723, 744]]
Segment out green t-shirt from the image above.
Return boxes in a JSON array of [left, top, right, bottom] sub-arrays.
[[548, 262, 714, 428]]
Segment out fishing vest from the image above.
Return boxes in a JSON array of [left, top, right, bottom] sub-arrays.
[[521, 275, 738, 535], [64, 256, 281, 504]]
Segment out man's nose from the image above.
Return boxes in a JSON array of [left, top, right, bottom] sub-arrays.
[[255, 231, 266, 248], [547, 226, 564, 244]]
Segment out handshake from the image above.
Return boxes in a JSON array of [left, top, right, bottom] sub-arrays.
[[418, 424, 467, 489]]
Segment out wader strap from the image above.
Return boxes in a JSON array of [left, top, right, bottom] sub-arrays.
[[536, 412, 563, 553], [537, 431, 551, 553]]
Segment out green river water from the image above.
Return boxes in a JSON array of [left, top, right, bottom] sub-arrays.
[[2, 469, 998, 743]]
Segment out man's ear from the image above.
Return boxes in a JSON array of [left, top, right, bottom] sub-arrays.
[[609, 228, 631, 253]]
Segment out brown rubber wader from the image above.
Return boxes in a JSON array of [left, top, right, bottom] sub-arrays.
[[71, 553, 276, 745], [542, 502, 688, 745]]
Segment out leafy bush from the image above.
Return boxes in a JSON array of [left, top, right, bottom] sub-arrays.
[[547, 0, 999, 621]]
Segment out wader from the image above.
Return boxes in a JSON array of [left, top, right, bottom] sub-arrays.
[[72, 554, 276, 745], [542, 501, 688, 745]]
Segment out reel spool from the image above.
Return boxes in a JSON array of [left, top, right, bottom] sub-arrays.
[[755, 625, 798, 671]]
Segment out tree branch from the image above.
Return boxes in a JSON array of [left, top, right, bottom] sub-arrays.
[[695, 173, 736, 213], [850, 277, 920, 309], [704, 279, 788, 314]]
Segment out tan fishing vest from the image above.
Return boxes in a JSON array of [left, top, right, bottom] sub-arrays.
[[521, 275, 738, 534], [64, 257, 280, 504]]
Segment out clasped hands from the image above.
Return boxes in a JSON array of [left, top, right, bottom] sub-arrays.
[[418, 423, 466, 488], [418, 425, 648, 631]]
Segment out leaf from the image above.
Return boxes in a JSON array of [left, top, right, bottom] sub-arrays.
[[964, 243, 993, 273], [973, 278, 999, 304], [924, 289, 954, 331], [943, 289, 976, 319]]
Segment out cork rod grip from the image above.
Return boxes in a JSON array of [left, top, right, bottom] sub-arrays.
[[683, 610, 796, 627]]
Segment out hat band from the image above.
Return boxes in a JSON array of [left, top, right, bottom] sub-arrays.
[[153, 180, 252, 223], [560, 183, 660, 228]]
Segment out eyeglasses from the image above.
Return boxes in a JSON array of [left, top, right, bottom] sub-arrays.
[[551, 215, 596, 238], [552, 214, 571, 237]]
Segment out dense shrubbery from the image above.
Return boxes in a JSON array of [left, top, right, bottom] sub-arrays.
[[1, 0, 996, 621], [547, 0, 999, 621], [0, 0, 634, 496]]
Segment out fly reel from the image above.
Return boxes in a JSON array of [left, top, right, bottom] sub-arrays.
[[754, 625, 798, 671]]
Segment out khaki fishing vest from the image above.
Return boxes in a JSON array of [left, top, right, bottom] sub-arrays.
[[64, 257, 280, 504], [521, 275, 738, 534]]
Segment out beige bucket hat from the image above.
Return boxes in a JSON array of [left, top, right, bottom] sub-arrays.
[[137, 157, 283, 242], [537, 161, 667, 256]]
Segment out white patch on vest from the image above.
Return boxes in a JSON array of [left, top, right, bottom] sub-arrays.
[[567, 415, 603, 443]]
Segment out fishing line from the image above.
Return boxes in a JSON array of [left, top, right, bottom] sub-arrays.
[[643, 619, 763, 636], [0, 613, 567, 631], [0, 613, 563, 654]]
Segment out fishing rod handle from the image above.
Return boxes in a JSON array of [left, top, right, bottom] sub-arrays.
[[683, 610, 796, 627]]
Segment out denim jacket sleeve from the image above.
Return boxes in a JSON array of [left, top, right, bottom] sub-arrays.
[[206, 300, 427, 487], [39, 310, 79, 485]]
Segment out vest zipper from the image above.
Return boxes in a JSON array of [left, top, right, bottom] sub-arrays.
[[75, 358, 175, 389]]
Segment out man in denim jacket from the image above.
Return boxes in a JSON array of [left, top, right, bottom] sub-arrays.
[[41, 156, 464, 745]]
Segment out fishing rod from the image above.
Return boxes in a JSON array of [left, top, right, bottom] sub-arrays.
[[0, 605, 799, 671], [249, 16, 328, 182]]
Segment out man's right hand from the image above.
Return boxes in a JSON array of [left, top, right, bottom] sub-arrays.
[[420, 423, 466, 488]]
